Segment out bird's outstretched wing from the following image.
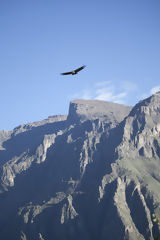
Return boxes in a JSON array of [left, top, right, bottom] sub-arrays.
[[61, 65, 86, 75], [61, 71, 73, 75], [75, 65, 86, 73]]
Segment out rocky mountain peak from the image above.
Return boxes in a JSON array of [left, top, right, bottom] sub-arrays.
[[129, 91, 160, 118], [121, 91, 160, 149], [67, 99, 132, 124]]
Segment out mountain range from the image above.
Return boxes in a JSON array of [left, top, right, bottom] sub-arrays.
[[0, 93, 160, 240]]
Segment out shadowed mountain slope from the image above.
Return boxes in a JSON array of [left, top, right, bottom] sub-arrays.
[[0, 96, 160, 240]]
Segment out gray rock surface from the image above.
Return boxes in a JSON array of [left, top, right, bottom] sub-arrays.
[[0, 96, 159, 240], [67, 99, 132, 124]]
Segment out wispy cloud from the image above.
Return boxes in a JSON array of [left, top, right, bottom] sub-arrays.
[[139, 85, 160, 101], [150, 85, 160, 95], [95, 86, 127, 104], [69, 82, 160, 106], [69, 80, 139, 105]]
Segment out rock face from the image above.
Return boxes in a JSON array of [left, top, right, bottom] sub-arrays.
[[0, 95, 160, 240], [67, 99, 131, 123]]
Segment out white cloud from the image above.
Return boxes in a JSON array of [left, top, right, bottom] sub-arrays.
[[139, 85, 160, 102], [139, 93, 148, 100], [95, 87, 127, 104], [69, 82, 160, 106], [150, 85, 160, 95], [69, 80, 138, 105]]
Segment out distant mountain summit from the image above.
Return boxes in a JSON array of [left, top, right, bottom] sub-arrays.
[[67, 99, 132, 123], [0, 94, 160, 240]]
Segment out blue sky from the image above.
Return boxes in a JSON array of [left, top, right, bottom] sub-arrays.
[[0, 0, 160, 130]]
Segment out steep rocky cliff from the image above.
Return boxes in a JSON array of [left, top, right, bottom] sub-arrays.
[[0, 95, 160, 240]]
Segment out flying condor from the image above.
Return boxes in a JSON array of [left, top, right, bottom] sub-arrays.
[[61, 65, 86, 75]]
